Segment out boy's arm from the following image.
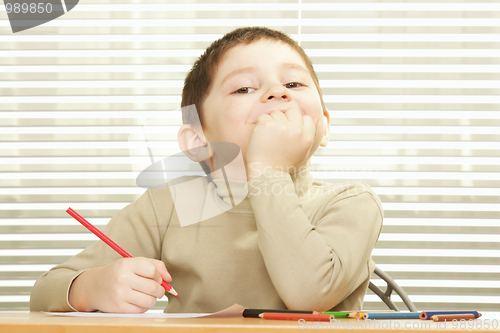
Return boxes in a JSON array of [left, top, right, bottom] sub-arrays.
[[29, 188, 170, 312], [247, 170, 383, 311]]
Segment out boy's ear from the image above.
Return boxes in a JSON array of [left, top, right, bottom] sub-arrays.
[[320, 109, 330, 147], [177, 124, 213, 162]]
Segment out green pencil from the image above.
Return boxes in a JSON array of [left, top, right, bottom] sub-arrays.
[[323, 310, 396, 319], [321, 311, 352, 318]]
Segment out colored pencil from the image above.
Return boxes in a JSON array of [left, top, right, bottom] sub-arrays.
[[431, 313, 482, 322], [243, 309, 315, 318], [420, 311, 480, 320], [346, 310, 396, 319], [347, 312, 362, 319], [259, 312, 334, 321], [363, 312, 421, 319], [321, 311, 352, 318], [66, 207, 179, 297]]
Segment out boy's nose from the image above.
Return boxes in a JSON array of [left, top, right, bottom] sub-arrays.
[[265, 83, 290, 101], [267, 93, 288, 100]]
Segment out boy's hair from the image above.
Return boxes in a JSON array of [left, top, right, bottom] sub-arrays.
[[181, 26, 327, 130]]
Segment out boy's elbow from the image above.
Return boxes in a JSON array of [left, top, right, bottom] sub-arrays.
[[285, 260, 369, 311], [29, 273, 49, 312], [283, 287, 345, 312], [29, 288, 44, 312], [281, 277, 347, 311], [29, 268, 81, 312]]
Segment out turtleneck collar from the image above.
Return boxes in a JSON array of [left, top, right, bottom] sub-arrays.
[[210, 165, 314, 214]]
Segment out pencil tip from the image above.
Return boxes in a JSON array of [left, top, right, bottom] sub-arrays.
[[168, 287, 179, 297]]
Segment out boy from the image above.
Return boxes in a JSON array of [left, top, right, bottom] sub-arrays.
[[30, 27, 383, 313]]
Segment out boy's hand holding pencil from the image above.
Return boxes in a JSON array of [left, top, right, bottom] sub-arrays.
[[66, 207, 177, 313], [245, 106, 318, 179], [69, 257, 172, 313]]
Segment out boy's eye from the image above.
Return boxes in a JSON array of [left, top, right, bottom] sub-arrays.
[[285, 82, 303, 88], [234, 87, 255, 94]]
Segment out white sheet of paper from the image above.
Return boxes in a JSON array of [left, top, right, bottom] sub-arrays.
[[43, 303, 246, 319]]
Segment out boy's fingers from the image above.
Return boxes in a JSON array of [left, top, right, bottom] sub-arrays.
[[132, 258, 172, 283], [268, 109, 287, 122], [147, 258, 172, 282], [255, 113, 272, 124], [129, 258, 155, 279], [284, 107, 302, 124], [130, 274, 165, 300], [127, 288, 159, 309]]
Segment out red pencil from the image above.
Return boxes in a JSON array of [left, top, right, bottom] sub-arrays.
[[66, 207, 178, 297], [259, 312, 334, 321]]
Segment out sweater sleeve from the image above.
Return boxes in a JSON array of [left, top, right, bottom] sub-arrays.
[[29, 189, 166, 312], [247, 170, 383, 311]]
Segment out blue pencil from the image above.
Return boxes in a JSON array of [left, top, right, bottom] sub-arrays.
[[363, 312, 421, 319], [420, 311, 480, 320]]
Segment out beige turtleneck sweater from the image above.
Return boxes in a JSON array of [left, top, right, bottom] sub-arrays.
[[30, 166, 383, 313]]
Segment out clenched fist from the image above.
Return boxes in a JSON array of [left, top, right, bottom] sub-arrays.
[[245, 107, 317, 180]]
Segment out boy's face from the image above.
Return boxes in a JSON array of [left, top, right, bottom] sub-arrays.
[[201, 39, 329, 164]]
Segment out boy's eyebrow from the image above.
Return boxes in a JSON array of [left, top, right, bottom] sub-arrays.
[[221, 62, 308, 86]]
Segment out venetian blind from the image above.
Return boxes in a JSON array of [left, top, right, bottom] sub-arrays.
[[1, 0, 499, 313]]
